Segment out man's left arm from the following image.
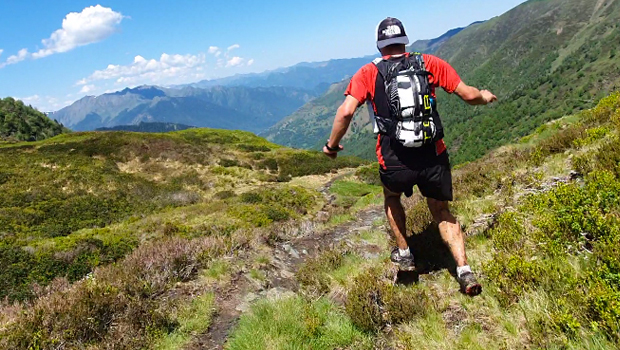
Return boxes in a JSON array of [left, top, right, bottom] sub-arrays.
[[323, 95, 360, 159]]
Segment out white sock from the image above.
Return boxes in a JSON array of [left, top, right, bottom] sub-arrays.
[[398, 247, 411, 257], [457, 265, 472, 278]]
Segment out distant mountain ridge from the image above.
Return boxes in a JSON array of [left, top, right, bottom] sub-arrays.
[[51, 85, 316, 133]]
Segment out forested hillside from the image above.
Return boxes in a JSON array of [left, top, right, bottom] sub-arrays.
[[0, 97, 65, 142], [265, 0, 620, 164]]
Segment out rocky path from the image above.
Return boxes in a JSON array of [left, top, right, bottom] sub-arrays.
[[186, 177, 386, 350]]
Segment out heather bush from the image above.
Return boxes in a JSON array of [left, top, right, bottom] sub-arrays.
[[0, 235, 228, 349], [296, 248, 347, 295], [355, 163, 382, 186], [345, 267, 433, 332]]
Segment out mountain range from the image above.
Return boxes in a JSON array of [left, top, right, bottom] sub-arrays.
[[48, 24, 469, 134], [51, 85, 317, 133]]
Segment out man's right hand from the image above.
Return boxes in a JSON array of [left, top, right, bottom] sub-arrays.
[[454, 82, 498, 106], [323, 144, 343, 159], [481, 90, 497, 104]]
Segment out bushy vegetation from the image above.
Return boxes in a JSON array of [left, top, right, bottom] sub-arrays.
[[0, 128, 358, 302], [0, 97, 65, 141], [345, 267, 433, 332]]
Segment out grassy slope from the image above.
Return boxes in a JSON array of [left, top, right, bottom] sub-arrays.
[[263, 0, 620, 164], [0, 127, 369, 349], [230, 92, 620, 349], [0, 128, 366, 302]]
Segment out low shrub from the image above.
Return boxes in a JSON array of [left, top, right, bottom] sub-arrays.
[[345, 267, 433, 332], [219, 158, 240, 167], [484, 253, 544, 306], [0, 235, 226, 349], [296, 248, 346, 295], [355, 164, 382, 186]]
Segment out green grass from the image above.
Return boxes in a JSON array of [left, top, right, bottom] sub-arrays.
[[153, 293, 216, 350], [226, 296, 373, 350]]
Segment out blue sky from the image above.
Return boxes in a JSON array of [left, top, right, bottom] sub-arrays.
[[0, 0, 527, 111]]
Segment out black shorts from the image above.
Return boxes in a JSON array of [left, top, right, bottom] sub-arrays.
[[379, 151, 453, 201]]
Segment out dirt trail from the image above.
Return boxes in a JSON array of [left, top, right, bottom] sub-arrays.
[[186, 176, 386, 350]]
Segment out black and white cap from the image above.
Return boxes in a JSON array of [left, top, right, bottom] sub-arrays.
[[376, 17, 409, 50]]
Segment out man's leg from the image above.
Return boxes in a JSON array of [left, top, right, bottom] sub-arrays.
[[426, 197, 467, 267], [383, 185, 408, 250], [427, 197, 481, 295], [384, 185, 415, 270]]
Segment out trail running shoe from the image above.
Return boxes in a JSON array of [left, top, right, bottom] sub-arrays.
[[457, 272, 482, 296], [390, 247, 416, 271]]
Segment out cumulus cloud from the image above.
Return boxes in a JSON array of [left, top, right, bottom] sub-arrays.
[[226, 56, 244, 67], [33, 5, 124, 59], [78, 44, 252, 89], [80, 52, 207, 86], [0, 48, 29, 68], [80, 84, 96, 94], [227, 44, 240, 52], [208, 46, 222, 57], [6, 49, 30, 64]]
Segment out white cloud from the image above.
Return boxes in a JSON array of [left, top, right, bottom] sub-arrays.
[[227, 44, 240, 52], [19, 95, 40, 105], [0, 48, 29, 68], [81, 52, 207, 86], [17, 95, 68, 112], [247, 59, 254, 66], [208, 46, 222, 57], [6, 49, 29, 65], [77, 44, 251, 89], [0, 49, 3, 57], [226, 56, 244, 67], [32, 5, 124, 59], [80, 84, 96, 94]]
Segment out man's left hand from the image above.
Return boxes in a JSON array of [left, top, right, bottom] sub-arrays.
[[323, 144, 344, 159]]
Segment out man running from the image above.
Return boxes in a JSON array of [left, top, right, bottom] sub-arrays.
[[323, 17, 497, 296]]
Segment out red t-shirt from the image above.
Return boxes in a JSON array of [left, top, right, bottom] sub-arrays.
[[345, 53, 461, 156]]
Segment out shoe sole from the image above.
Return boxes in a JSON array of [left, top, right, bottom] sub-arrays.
[[465, 283, 482, 296], [390, 261, 416, 272]]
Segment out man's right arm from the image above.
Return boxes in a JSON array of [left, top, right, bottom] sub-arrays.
[[454, 81, 497, 105]]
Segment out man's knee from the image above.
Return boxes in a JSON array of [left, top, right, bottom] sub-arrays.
[[383, 185, 401, 201]]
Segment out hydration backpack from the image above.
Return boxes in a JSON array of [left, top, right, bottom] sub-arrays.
[[371, 53, 444, 148]]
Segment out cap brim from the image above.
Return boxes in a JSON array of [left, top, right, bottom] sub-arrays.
[[377, 36, 409, 49]]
